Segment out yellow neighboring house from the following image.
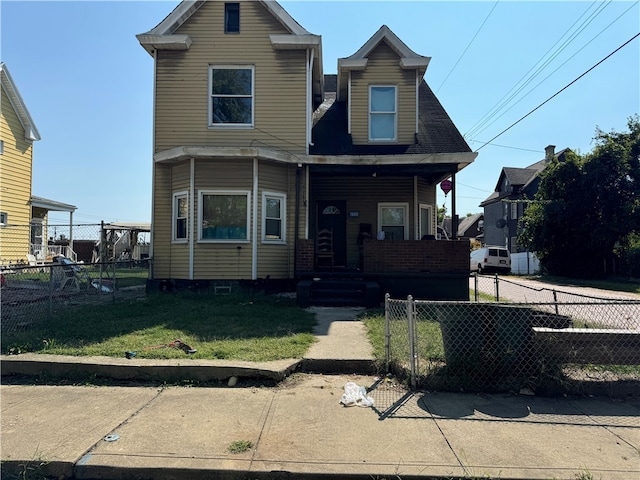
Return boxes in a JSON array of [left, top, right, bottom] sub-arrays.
[[0, 63, 76, 265]]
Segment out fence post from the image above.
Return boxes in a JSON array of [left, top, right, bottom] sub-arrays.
[[474, 273, 479, 302], [494, 274, 500, 302], [553, 290, 559, 316], [384, 293, 391, 373], [48, 264, 54, 320], [407, 295, 417, 390]]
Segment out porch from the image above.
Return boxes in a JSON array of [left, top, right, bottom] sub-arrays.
[[295, 238, 470, 307]]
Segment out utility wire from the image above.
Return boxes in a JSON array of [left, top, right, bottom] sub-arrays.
[[466, 139, 541, 153], [436, 1, 499, 93], [466, 1, 608, 138], [468, 0, 636, 139], [476, 32, 640, 151]]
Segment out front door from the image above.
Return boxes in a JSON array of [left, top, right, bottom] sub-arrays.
[[316, 200, 346, 267]]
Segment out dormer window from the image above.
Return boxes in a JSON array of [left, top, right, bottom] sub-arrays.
[[225, 3, 240, 33], [369, 85, 397, 141]]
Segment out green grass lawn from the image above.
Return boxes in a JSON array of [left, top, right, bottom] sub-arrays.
[[2, 292, 316, 362]]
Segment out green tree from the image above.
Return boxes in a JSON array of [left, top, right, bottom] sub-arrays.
[[520, 116, 640, 277]]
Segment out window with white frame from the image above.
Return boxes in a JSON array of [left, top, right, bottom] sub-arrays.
[[369, 85, 397, 141], [262, 192, 286, 243], [0, 212, 7, 226], [172, 192, 188, 242], [378, 203, 408, 240], [199, 190, 250, 241], [511, 202, 518, 220], [209, 66, 254, 127], [419, 204, 433, 239]]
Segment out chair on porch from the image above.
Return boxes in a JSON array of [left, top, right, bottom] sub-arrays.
[[316, 228, 334, 269]]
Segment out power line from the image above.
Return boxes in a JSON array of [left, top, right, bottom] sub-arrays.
[[436, 1, 499, 94], [468, 0, 636, 139], [466, 1, 610, 139], [476, 32, 640, 152], [466, 139, 541, 153]]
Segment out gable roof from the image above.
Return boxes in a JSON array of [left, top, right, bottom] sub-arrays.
[[137, 0, 316, 54], [457, 213, 483, 237], [311, 77, 472, 157], [337, 25, 431, 101], [0, 63, 41, 142]]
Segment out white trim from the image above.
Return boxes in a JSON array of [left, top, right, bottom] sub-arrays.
[[378, 202, 409, 240], [252, 159, 258, 279], [419, 203, 434, 239], [413, 176, 418, 240], [369, 85, 397, 142], [208, 65, 255, 128], [189, 158, 195, 279], [347, 71, 352, 134], [172, 190, 189, 243], [0, 63, 41, 142], [261, 191, 287, 244], [198, 190, 251, 243]]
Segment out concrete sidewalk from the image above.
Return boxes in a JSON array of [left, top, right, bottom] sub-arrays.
[[2, 306, 639, 480]]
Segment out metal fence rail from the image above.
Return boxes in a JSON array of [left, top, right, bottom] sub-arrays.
[[1, 223, 150, 333], [385, 293, 640, 395]]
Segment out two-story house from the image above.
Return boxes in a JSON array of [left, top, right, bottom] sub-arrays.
[[137, 0, 476, 302], [0, 63, 76, 265], [480, 145, 570, 252]]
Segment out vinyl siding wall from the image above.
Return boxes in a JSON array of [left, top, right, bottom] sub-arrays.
[[350, 41, 416, 145], [152, 159, 304, 280], [311, 176, 420, 269], [0, 88, 33, 263], [154, 1, 308, 155]]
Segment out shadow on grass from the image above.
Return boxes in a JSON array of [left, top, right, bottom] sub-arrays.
[[1, 292, 317, 361]]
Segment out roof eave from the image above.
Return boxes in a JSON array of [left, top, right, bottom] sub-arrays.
[[0, 63, 41, 142], [136, 34, 193, 55]]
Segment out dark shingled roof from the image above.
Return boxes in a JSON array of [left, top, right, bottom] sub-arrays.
[[310, 76, 471, 156], [502, 167, 538, 187]]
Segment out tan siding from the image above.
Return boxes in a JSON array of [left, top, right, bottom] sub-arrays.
[[155, 1, 308, 155], [257, 161, 295, 278], [350, 42, 416, 145], [0, 88, 33, 262], [312, 177, 415, 268]]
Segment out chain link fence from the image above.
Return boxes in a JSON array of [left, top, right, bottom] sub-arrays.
[[385, 279, 640, 395], [1, 223, 149, 333]]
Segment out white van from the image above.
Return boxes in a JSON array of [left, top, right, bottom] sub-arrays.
[[470, 246, 511, 274]]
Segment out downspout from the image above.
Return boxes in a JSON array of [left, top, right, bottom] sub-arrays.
[[69, 211, 74, 255], [413, 176, 418, 239], [189, 157, 195, 279], [306, 48, 315, 151], [252, 158, 258, 280], [305, 166, 310, 239]]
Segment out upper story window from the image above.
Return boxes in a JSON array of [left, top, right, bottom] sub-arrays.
[[0, 212, 7, 227], [510, 202, 518, 220], [173, 192, 188, 242], [225, 3, 240, 33], [369, 85, 397, 142], [209, 66, 254, 127], [0, 140, 4, 155]]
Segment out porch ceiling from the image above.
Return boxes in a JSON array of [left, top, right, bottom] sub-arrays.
[[308, 163, 458, 183]]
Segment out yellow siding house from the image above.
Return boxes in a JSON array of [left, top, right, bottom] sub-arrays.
[[0, 63, 76, 265]]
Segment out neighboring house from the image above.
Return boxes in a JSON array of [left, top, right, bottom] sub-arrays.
[[457, 213, 483, 241], [480, 145, 570, 252], [0, 63, 76, 265], [137, 0, 476, 299]]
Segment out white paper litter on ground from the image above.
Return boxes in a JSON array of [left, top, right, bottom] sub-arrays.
[[340, 381, 374, 407]]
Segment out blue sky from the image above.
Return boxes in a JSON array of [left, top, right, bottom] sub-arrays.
[[2, 0, 638, 225]]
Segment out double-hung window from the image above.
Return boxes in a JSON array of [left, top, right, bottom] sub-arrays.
[[172, 192, 188, 242], [262, 192, 286, 243], [209, 66, 254, 127], [199, 190, 250, 242], [378, 202, 408, 240], [369, 85, 397, 141]]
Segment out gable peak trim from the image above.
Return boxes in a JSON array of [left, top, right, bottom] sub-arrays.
[[0, 63, 41, 142]]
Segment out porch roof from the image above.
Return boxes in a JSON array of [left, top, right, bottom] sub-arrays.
[[30, 196, 76, 213]]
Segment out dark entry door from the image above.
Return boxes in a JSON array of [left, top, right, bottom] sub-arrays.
[[316, 200, 346, 267]]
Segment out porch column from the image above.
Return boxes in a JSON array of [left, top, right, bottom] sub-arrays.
[[451, 173, 458, 240]]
